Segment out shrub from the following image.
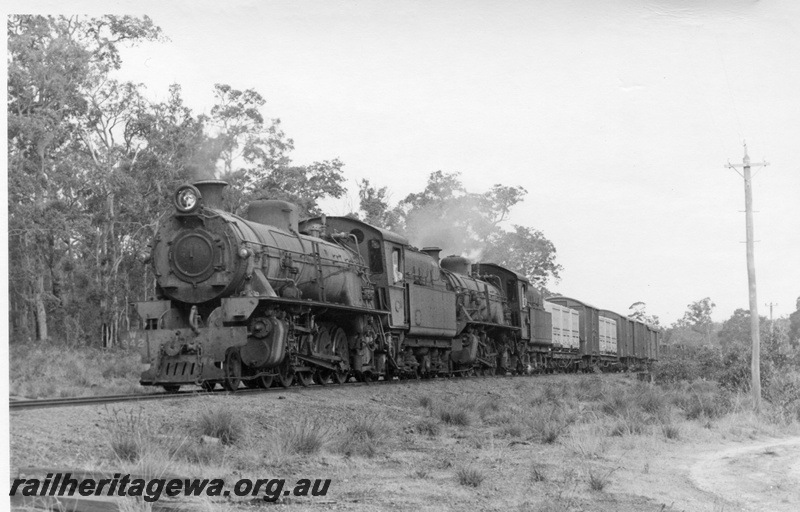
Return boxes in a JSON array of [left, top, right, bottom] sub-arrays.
[[653, 355, 700, 384], [764, 370, 800, 421], [671, 381, 732, 420]]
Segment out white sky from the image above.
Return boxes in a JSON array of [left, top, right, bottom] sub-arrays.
[[8, 0, 800, 324]]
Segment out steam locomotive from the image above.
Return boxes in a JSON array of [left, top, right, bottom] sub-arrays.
[[129, 180, 659, 392]]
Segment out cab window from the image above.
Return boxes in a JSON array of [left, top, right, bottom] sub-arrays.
[[369, 240, 384, 273], [392, 248, 403, 283]]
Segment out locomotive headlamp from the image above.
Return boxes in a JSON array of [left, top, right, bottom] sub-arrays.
[[174, 185, 202, 213]]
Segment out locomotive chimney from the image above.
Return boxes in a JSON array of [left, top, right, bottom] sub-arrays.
[[421, 247, 441, 264], [193, 180, 228, 210]]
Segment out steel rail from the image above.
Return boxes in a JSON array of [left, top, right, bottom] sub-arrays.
[[8, 371, 514, 411]]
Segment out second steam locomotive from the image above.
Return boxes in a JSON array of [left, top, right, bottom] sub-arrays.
[[130, 180, 659, 391]]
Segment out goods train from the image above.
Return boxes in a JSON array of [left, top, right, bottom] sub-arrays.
[[128, 180, 660, 392]]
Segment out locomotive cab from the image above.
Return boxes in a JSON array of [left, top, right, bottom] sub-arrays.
[[301, 216, 412, 327]]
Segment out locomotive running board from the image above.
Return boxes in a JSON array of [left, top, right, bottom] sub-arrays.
[[464, 321, 520, 330]]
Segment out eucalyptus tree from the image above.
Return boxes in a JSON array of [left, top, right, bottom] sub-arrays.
[[353, 171, 562, 290], [8, 15, 163, 343]]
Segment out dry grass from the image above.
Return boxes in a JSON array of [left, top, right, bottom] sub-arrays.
[[586, 465, 615, 491], [414, 418, 441, 437], [564, 423, 609, 459], [335, 414, 389, 458], [439, 406, 472, 427], [456, 465, 486, 487], [10, 343, 147, 398], [278, 416, 333, 455], [529, 463, 547, 482], [417, 395, 433, 408], [198, 407, 244, 445], [14, 370, 800, 511], [661, 422, 681, 440], [525, 403, 571, 443], [105, 407, 154, 463]]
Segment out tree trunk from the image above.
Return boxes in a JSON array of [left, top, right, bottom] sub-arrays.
[[35, 274, 48, 342]]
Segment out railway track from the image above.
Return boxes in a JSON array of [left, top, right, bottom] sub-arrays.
[[9, 367, 650, 411], [8, 371, 519, 411], [9, 390, 204, 410]]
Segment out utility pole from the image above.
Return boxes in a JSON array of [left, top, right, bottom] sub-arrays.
[[766, 302, 777, 339], [765, 302, 778, 330], [726, 142, 769, 412]]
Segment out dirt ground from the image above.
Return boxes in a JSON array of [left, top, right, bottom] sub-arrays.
[[9, 374, 800, 512]]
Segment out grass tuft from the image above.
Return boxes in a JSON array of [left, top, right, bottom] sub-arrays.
[[439, 407, 472, 427], [661, 422, 681, 440], [477, 399, 501, 419], [414, 418, 441, 437], [105, 407, 153, 463], [417, 395, 434, 408], [456, 465, 486, 487], [336, 414, 388, 458], [530, 464, 547, 482], [500, 422, 524, 438], [171, 441, 221, 465], [198, 407, 243, 445], [281, 417, 332, 455], [525, 404, 568, 444], [587, 466, 614, 491], [412, 468, 429, 479]]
